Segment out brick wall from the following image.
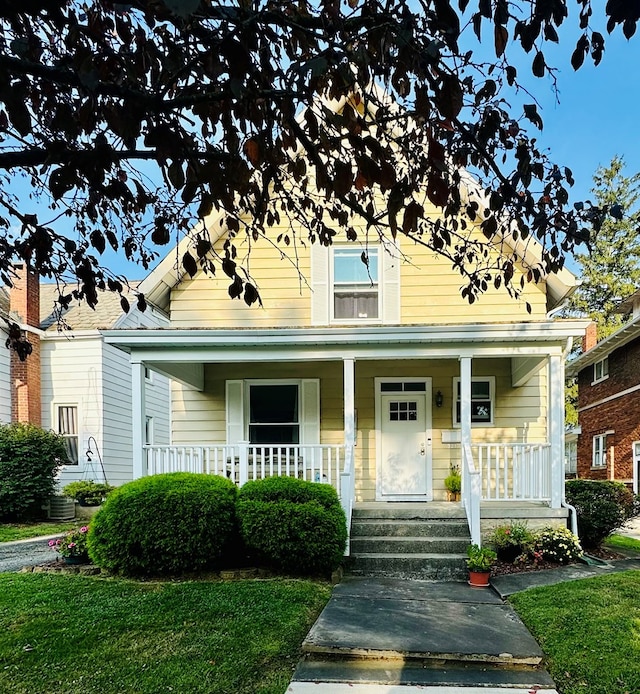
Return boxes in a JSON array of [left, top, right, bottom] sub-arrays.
[[9, 264, 41, 425], [576, 336, 640, 483]]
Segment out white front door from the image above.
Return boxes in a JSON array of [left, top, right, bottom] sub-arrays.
[[376, 379, 432, 500]]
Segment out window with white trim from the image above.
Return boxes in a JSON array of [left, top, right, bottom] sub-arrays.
[[56, 405, 79, 465], [592, 433, 607, 468], [332, 247, 379, 321], [593, 357, 609, 383], [144, 366, 153, 382], [145, 416, 154, 445], [453, 377, 495, 425], [248, 383, 300, 444]]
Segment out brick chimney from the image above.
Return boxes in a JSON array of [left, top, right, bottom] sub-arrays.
[[582, 321, 598, 354], [9, 264, 41, 425]]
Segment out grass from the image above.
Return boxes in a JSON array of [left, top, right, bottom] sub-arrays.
[[0, 521, 78, 543], [604, 534, 640, 554], [0, 573, 331, 694], [511, 571, 640, 694]]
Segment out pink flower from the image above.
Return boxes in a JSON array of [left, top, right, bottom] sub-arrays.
[[80, 527, 89, 533], [48, 540, 56, 547], [68, 542, 76, 548]]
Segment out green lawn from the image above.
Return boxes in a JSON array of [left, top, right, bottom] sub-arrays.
[[604, 534, 640, 554], [0, 574, 331, 694], [511, 571, 640, 694], [0, 521, 78, 543]]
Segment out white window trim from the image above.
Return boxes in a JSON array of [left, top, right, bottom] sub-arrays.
[[145, 415, 154, 446], [592, 433, 607, 469], [452, 376, 496, 427], [592, 356, 609, 385], [144, 366, 153, 383], [633, 440, 640, 494], [244, 379, 302, 444], [330, 246, 381, 325], [53, 402, 80, 467]]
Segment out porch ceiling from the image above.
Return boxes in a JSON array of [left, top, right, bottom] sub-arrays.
[[103, 321, 587, 365]]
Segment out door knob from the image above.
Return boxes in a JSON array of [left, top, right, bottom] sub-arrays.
[[420, 442, 425, 456]]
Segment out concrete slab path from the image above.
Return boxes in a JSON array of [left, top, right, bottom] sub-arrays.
[[0, 536, 60, 573], [287, 685, 558, 694], [302, 576, 542, 664]]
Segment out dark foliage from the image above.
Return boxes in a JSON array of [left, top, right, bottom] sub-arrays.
[[0, 0, 638, 347], [237, 477, 346, 575], [0, 422, 66, 521], [565, 479, 640, 549], [87, 472, 238, 576], [62, 480, 114, 506]]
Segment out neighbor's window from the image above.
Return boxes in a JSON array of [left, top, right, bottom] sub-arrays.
[[592, 434, 607, 468], [332, 247, 379, 320], [454, 378, 495, 425], [249, 384, 300, 444], [57, 405, 78, 465], [145, 416, 154, 445], [593, 357, 609, 383]]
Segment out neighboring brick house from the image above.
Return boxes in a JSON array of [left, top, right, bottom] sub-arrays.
[[566, 293, 640, 492]]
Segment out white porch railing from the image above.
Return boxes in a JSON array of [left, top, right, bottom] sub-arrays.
[[473, 443, 551, 501], [143, 443, 348, 496]]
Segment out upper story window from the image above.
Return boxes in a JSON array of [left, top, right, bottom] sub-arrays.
[[592, 433, 607, 468], [56, 405, 78, 464], [453, 377, 495, 426], [593, 357, 609, 384], [332, 247, 379, 321]]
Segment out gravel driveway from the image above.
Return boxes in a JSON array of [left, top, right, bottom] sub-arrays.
[[0, 536, 60, 573]]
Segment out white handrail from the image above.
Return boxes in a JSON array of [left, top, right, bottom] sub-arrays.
[[462, 442, 482, 547], [339, 443, 356, 555]]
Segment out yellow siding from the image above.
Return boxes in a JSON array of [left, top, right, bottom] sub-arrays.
[[171, 357, 547, 502], [169, 218, 548, 328]]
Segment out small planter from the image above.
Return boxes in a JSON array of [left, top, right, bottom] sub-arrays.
[[63, 555, 88, 565], [468, 570, 491, 587], [446, 491, 461, 502]]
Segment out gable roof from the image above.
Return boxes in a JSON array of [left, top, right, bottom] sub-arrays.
[[39, 282, 141, 332], [565, 313, 640, 379]]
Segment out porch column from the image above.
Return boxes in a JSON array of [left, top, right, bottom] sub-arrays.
[[548, 354, 564, 508], [343, 358, 355, 449], [459, 357, 472, 449], [131, 360, 146, 480]]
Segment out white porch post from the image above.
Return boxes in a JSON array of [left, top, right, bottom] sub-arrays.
[[460, 357, 472, 451], [549, 354, 564, 509], [131, 361, 146, 480], [344, 358, 355, 449]]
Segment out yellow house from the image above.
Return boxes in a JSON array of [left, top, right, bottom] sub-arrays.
[[104, 210, 588, 555]]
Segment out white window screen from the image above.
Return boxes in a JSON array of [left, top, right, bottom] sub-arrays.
[[57, 406, 78, 465], [592, 434, 607, 468], [333, 248, 379, 320]]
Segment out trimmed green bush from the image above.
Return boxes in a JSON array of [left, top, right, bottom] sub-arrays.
[[88, 473, 238, 576], [237, 476, 346, 575], [0, 423, 67, 521], [565, 479, 640, 549]]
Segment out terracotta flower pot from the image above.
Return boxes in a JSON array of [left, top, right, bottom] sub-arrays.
[[468, 570, 491, 587]]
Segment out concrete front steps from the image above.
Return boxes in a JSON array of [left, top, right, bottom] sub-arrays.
[[348, 503, 471, 580]]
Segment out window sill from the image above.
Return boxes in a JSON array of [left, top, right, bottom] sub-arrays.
[[591, 375, 609, 386], [590, 466, 607, 471]]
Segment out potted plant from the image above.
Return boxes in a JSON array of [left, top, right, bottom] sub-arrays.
[[444, 465, 461, 501], [489, 521, 534, 563], [48, 526, 90, 564], [63, 480, 114, 507], [466, 544, 496, 587]]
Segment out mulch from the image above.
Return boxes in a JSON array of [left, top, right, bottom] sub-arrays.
[[492, 545, 625, 577]]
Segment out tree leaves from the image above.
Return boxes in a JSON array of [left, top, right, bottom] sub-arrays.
[[435, 74, 463, 120]]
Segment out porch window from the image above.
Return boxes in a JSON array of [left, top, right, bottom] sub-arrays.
[[453, 377, 495, 425], [593, 357, 609, 383], [56, 405, 78, 465], [248, 384, 300, 444], [332, 247, 379, 320], [592, 434, 607, 468]]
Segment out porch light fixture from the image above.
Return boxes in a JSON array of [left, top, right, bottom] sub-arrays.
[[435, 391, 443, 408]]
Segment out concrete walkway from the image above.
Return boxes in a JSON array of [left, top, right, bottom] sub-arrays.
[[288, 576, 558, 693]]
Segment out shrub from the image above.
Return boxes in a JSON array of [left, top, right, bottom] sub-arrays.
[[489, 521, 535, 562], [237, 476, 347, 575], [565, 479, 640, 548], [87, 473, 238, 576], [62, 480, 114, 506], [444, 466, 461, 495], [0, 423, 67, 521], [466, 544, 497, 572], [534, 526, 583, 564]]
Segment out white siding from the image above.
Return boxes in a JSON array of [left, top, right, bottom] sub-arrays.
[[41, 336, 105, 488], [0, 334, 10, 424]]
